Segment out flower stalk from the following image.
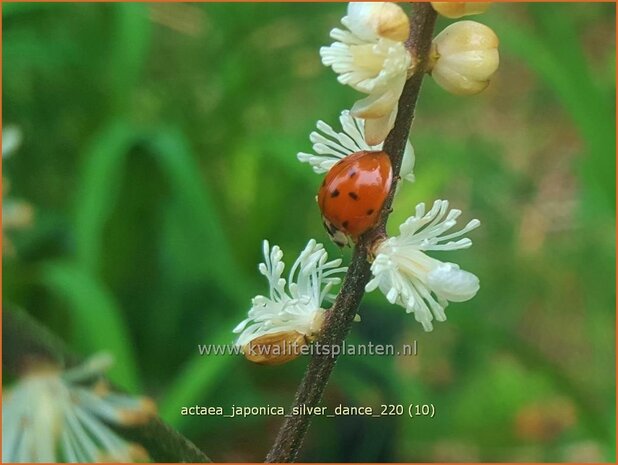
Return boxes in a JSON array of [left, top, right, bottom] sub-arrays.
[[265, 4, 438, 462]]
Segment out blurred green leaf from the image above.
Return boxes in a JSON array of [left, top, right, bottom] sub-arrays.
[[160, 331, 240, 429], [38, 261, 140, 391], [498, 19, 615, 213], [3, 3, 615, 461], [74, 120, 138, 273], [108, 3, 151, 113], [2, 2, 61, 17], [148, 127, 251, 300]]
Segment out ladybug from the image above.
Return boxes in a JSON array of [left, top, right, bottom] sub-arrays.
[[318, 150, 393, 247]]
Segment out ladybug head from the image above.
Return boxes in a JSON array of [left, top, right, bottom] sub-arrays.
[[322, 217, 352, 248]]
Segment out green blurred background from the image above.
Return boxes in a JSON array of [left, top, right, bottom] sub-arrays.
[[3, 2, 616, 462]]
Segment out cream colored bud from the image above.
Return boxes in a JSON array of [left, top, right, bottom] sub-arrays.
[[431, 2, 491, 19], [375, 2, 410, 42], [347, 2, 410, 42], [429, 20, 499, 96]]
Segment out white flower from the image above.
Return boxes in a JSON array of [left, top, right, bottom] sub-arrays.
[[2, 125, 23, 159], [297, 109, 415, 182], [366, 200, 480, 331], [233, 239, 347, 349], [2, 353, 155, 463], [320, 3, 412, 145]]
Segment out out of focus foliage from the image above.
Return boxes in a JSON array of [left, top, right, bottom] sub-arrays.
[[3, 3, 615, 462]]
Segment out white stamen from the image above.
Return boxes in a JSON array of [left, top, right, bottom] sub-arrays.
[[366, 200, 480, 331], [233, 239, 347, 347]]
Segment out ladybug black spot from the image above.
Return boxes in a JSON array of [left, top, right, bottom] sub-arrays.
[[330, 189, 340, 198], [349, 170, 357, 178], [348, 192, 359, 200], [367, 209, 374, 215], [342, 221, 349, 228]]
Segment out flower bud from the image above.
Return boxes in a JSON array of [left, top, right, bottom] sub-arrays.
[[429, 20, 499, 96], [431, 2, 491, 19], [243, 331, 308, 365], [346, 2, 410, 42], [241, 309, 326, 366]]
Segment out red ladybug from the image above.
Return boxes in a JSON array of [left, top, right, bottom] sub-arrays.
[[318, 150, 393, 247]]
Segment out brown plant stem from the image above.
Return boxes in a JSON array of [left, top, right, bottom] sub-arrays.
[[265, 3, 437, 463], [2, 307, 212, 463]]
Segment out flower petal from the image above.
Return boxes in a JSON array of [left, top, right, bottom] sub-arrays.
[[426, 262, 479, 302], [363, 109, 397, 145]]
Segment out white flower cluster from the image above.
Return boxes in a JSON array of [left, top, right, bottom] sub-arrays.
[[366, 200, 480, 331], [234, 2, 489, 356], [298, 4, 417, 193], [233, 240, 346, 350], [2, 354, 155, 463], [297, 109, 415, 183], [320, 3, 412, 145]]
